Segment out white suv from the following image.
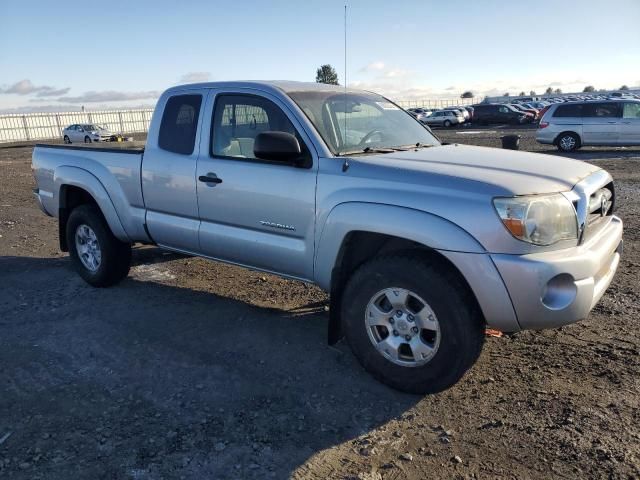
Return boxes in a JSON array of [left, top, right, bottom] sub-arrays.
[[537, 100, 640, 152]]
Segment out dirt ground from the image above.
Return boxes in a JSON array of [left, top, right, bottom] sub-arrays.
[[1, 128, 638, 480]]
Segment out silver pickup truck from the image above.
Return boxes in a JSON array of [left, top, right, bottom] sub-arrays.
[[32, 81, 623, 393]]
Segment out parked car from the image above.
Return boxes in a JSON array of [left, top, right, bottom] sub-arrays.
[[537, 100, 640, 151], [424, 110, 464, 127], [472, 104, 530, 125], [443, 107, 469, 122], [63, 124, 113, 144], [407, 107, 432, 123], [509, 103, 539, 119], [32, 81, 623, 394]]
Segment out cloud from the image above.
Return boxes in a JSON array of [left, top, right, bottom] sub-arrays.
[[0, 79, 70, 97], [360, 61, 385, 72], [36, 87, 71, 97], [56, 90, 161, 103], [179, 72, 211, 83]]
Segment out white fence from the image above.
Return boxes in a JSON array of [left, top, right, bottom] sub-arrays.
[[395, 98, 476, 109], [0, 109, 154, 144], [0, 99, 478, 144]]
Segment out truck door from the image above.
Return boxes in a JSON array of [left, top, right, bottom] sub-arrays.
[[581, 102, 621, 145], [141, 91, 206, 251], [195, 90, 318, 281]]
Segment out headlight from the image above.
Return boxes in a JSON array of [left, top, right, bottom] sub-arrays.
[[493, 194, 578, 246]]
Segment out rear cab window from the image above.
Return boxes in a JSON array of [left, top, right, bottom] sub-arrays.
[[159, 94, 203, 155]]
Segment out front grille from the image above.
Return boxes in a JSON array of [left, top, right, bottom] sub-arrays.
[[574, 174, 615, 243], [587, 184, 614, 226]]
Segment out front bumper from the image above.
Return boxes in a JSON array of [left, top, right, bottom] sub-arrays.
[[491, 215, 623, 330]]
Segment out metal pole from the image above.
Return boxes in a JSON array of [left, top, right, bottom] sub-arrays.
[[22, 115, 30, 141]]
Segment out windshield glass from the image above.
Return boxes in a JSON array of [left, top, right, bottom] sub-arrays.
[[287, 90, 440, 155]]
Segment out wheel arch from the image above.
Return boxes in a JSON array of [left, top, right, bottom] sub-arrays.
[[315, 202, 488, 344], [55, 166, 130, 251]]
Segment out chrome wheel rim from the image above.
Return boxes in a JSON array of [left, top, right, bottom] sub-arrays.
[[560, 135, 576, 151], [365, 288, 441, 367], [75, 224, 101, 272]]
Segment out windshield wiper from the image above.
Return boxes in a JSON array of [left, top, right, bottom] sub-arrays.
[[338, 146, 397, 156]]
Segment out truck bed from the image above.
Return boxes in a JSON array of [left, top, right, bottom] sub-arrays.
[[32, 141, 149, 243], [34, 142, 145, 154]]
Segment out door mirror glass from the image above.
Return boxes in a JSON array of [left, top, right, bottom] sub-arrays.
[[254, 131, 301, 163]]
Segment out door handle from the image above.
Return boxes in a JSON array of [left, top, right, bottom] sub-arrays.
[[198, 173, 222, 184]]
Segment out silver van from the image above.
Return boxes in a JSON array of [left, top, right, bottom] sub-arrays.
[[536, 100, 640, 151]]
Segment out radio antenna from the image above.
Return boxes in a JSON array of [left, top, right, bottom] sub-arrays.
[[343, 4, 348, 161]]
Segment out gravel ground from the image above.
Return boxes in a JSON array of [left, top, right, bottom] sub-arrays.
[[1, 128, 639, 479]]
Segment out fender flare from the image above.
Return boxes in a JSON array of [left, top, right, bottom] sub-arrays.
[[314, 202, 485, 290], [54, 165, 130, 242]]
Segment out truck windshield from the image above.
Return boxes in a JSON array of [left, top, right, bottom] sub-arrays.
[[287, 90, 440, 155]]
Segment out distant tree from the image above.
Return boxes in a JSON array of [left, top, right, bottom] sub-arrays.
[[503, 92, 510, 97], [583, 85, 595, 92], [315, 64, 339, 85], [554, 88, 562, 94], [529, 90, 536, 96], [518, 91, 526, 96], [460, 91, 474, 99], [620, 85, 629, 90], [545, 87, 554, 94]]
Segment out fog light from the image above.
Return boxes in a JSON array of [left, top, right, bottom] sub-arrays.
[[541, 274, 577, 310]]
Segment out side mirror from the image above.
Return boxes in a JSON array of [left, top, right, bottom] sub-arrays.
[[254, 131, 302, 164]]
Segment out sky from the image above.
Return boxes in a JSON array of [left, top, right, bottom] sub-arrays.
[[1, 0, 639, 113]]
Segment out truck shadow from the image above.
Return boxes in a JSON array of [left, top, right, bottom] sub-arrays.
[[0, 254, 421, 479]]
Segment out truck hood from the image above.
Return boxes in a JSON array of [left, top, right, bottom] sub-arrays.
[[354, 144, 600, 195]]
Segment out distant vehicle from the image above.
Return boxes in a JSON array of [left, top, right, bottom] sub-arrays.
[[63, 124, 113, 144], [424, 110, 464, 127], [509, 103, 539, 119], [537, 100, 640, 151], [407, 108, 433, 123], [444, 107, 470, 122], [472, 104, 530, 125]]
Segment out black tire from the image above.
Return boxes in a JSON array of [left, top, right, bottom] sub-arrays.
[[342, 253, 485, 394], [63, 135, 71, 144], [66, 204, 131, 287], [556, 132, 580, 152], [443, 120, 452, 128], [84, 136, 91, 143]]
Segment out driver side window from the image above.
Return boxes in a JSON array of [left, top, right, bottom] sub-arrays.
[[211, 94, 310, 164]]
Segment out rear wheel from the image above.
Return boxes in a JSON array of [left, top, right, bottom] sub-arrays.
[[84, 136, 91, 143], [443, 120, 452, 127], [342, 254, 485, 394], [66, 204, 131, 287], [556, 132, 580, 152], [63, 135, 71, 144]]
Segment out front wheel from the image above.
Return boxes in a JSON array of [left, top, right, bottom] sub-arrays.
[[63, 135, 71, 144], [342, 254, 485, 394], [84, 136, 92, 143], [67, 204, 131, 287], [443, 120, 452, 127]]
